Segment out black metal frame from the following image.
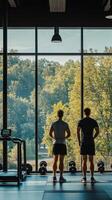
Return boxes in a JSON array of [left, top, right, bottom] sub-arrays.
[[35, 27, 38, 171], [1, 27, 112, 172], [0, 137, 26, 186], [3, 0, 8, 172]]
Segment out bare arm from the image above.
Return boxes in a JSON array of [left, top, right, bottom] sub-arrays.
[[65, 127, 71, 139], [77, 127, 81, 146], [49, 126, 54, 139], [93, 126, 99, 139]]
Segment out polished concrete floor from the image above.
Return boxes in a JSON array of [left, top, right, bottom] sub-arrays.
[[0, 173, 112, 200]]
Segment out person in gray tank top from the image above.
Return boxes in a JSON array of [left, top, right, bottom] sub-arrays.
[[49, 109, 71, 183]]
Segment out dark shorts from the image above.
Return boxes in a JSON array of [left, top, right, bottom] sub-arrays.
[[53, 143, 67, 155], [80, 142, 95, 155]]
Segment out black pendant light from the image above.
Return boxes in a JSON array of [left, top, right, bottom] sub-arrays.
[[51, 27, 62, 42]]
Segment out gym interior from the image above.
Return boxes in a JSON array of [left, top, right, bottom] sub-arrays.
[[0, 0, 112, 200]]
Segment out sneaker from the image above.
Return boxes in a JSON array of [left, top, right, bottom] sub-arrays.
[[53, 176, 57, 182], [91, 177, 96, 183], [59, 176, 67, 183], [81, 177, 86, 183]]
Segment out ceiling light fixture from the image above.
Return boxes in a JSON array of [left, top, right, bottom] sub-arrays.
[[105, 0, 112, 19], [49, 0, 66, 12], [51, 27, 62, 43], [8, 0, 17, 7]]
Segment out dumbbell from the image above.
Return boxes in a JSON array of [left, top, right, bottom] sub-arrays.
[[69, 161, 77, 174], [97, 160, 105, 173], [21, 163, 33, 175], [39, 161, 47, 175], [0, 163, 3, 171]]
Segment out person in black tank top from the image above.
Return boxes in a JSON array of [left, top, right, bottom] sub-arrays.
[[77, 108, 99, 183]]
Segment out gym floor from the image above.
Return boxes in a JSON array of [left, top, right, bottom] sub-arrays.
[[0, 173, 112, 200]]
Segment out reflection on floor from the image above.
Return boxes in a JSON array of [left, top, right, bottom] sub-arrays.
[[0, 173, 112, 200]]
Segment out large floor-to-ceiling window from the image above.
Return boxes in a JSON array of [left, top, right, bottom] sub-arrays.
[[38, 28, 81, 170], [7, 29, 35, 170], [1, 27, 112, 171], [83, 29, 112, 170]]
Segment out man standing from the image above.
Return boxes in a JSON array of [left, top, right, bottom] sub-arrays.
[[77, 108, 99, 183], [49, 109, 71, 183]]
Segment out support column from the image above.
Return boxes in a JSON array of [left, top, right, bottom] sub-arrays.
[[35, 27, 38, 172], [3, 0, 8, 172]]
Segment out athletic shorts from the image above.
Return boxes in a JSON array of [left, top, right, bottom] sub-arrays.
[[80, 142, 95, 155], [53, 143, 67, 155]]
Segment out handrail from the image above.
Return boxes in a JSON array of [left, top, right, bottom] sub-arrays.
[[0, 137, 26, 167]]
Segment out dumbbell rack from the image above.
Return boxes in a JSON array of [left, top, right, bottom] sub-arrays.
[[0, 137, 27, 186]]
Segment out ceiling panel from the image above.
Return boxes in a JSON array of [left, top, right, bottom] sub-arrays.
[[0, 0, 111, 27]]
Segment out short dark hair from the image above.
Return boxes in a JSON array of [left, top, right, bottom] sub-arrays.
[[57, 109, 64, 118], [84, 108, 91, 116]]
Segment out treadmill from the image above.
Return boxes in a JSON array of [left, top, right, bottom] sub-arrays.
[[0, 129, 27, 186]]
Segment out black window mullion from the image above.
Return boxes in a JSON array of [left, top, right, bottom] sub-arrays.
[[3, 0, 8, 172], [35, 27, 38, 172], [81, 27, 84, 119]]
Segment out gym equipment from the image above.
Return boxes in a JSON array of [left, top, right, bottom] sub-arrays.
[[0, 164, 2, 170], [21, 163, 32, 175], [110, 164, 112, 169], [39, 161, 47, 175], [69, 161, 77, 174], [0, 129, 27, 186], [97, 160, 105, 173], [25, 163, 33, 175]]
